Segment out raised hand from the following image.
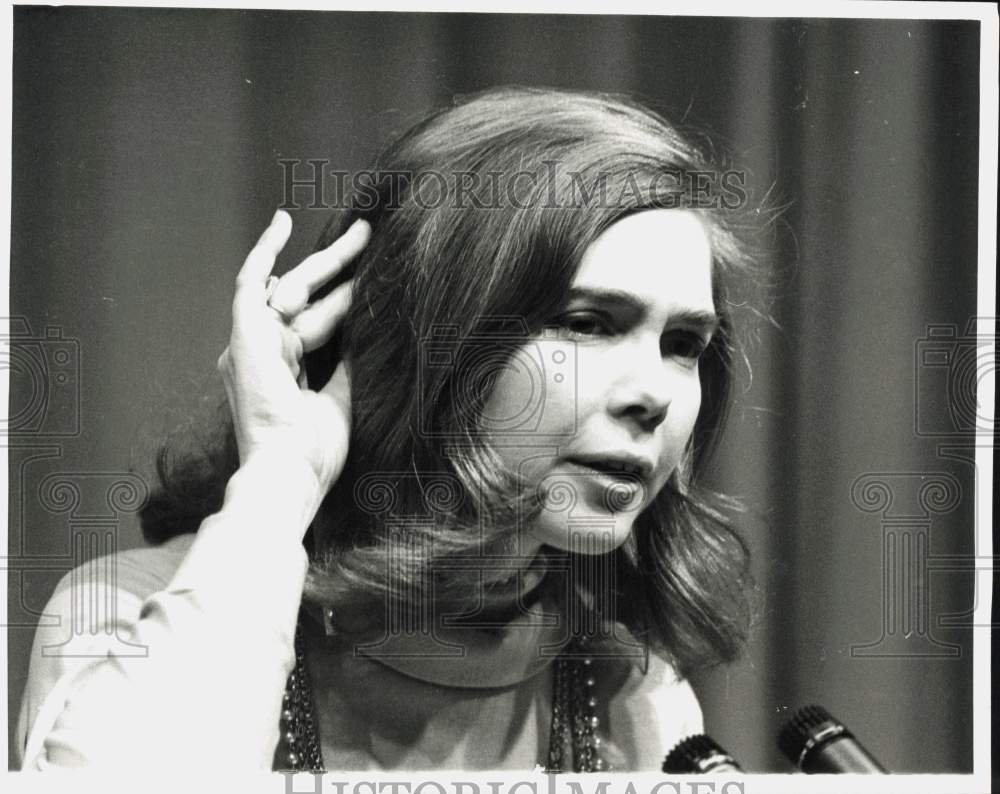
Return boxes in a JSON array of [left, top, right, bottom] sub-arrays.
[[217, 210, 370, 499]]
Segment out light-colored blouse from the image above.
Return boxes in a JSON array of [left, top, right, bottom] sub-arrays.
[[15, 455, 703, 772]]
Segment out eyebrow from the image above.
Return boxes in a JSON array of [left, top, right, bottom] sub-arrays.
[[564, 286, 720, 334]]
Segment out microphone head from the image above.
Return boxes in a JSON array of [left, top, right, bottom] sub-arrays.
[[662, 734, 742, 773], [778, 704, 849, 768]]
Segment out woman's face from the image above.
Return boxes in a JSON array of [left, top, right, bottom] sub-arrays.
[[482, 209, 717, 555]]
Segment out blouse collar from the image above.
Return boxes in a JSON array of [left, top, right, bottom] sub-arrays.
[[303, 582, 569, 689]]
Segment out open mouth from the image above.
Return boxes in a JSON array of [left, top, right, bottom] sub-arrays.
[[570, 459, 645, 479]]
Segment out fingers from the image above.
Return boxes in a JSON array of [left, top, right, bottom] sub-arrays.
[[290, 280, 354, 352], [320, 358, 352, 404], [268, 219, 370, 316], [238, 210, 293, 286], [232, 211, 294, 327]]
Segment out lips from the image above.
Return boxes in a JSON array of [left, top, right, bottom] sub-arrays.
[[558, 458, 648, 512], [575, 460, 643, 478], [566, 454, 654, 480]]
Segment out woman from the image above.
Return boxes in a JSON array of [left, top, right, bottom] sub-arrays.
[[17, 87, 760, 772]]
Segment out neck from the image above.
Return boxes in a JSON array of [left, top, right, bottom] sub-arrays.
[[300, 549, 568, 689]]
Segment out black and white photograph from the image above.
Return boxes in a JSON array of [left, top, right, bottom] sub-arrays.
[[2, 1, 996, 789]]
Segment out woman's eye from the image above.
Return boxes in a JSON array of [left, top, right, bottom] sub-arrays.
[[553, 312, 612, 337], [661, 331, 709, 363]]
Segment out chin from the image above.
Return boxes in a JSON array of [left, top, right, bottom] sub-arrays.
[[528, 509, 639, 554], [522, 468, 653, 554]]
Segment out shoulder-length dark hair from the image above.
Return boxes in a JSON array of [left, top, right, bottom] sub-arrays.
[[140, 86, 768, 675]]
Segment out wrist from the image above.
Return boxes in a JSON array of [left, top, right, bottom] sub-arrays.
[[226, 448, 326, 538]]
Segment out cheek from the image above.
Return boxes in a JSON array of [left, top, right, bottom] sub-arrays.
[[490, 449, 551, 490], [480, 342, 579, 436], [479, 352, 539, 434], [672, 382, 702, 461], [683, 377, 703, 430], [659, 377, 702, 466]]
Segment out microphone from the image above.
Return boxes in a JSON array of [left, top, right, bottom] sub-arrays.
[[778, 704, 887, 773], [662, 734, 743, 773]]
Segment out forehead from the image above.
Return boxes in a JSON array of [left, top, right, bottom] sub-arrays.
[[572, 210, 714, 313]]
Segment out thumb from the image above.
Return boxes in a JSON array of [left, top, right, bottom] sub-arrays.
[[320, 359, 351, 406]]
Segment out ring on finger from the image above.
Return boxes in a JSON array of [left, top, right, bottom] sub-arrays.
[[265, 275, 280, 302], [265, 275, 295, 323]]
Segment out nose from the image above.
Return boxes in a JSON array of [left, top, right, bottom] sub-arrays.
[[606, 342, 673, 433]]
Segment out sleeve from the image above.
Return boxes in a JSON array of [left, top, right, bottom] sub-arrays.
[[602, 650, 704, 771], [15, 453, 323, 772]]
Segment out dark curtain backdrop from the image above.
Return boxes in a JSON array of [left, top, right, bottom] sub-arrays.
[[8, 8, 981, 772]]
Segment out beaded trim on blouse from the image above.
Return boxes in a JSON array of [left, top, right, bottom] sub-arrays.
[[276, 616, 608, 772]]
